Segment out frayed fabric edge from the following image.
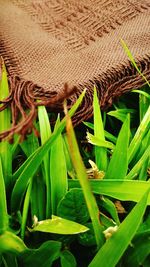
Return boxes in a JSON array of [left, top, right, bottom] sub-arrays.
[[0, 57, 150, 141]]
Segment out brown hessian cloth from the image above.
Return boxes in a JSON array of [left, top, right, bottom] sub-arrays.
[[0, 0, 150, 140]]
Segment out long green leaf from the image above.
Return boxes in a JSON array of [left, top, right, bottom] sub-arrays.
[[126, 144, 150, 180], [121, 39, 150, 87], [128, 106, 150, 163], [12, 90, 86, 181], [0, 156, 8, 234], [107, 108, 135, 123], [38, 105, 51, 218], [93, 86, 107, 171], [105, 115, 130, 179], [66, 111, 104, 249], [83, 122, 117, 144], [88, 188, 150, 267], [0, 60, 12, 188], [50, 117, 68, 214], [20, 133, 40, 240], [69, 179, 150, 204], [11, 91, 86, 212]]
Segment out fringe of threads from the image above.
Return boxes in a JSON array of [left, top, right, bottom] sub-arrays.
[[0, 56, 150, 141]]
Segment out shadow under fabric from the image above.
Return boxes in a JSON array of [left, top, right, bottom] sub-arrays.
[[0, 0, 150, 139]]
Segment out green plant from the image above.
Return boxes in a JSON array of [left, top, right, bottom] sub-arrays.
[[0, 45, 150, 267]]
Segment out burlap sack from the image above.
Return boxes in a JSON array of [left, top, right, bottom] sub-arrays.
[[0, 0, 150, 139]]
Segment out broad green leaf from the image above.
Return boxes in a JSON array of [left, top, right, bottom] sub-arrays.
[[29, 215, 89, 235], [0, 60, 12, 188], [87, 132, 114, 150], [57, 188, 89, 224], [1, 253, 18, 267], [0, 156, 8, 234], [128, 104, 150, 164], [11, 90, 86, 212], [123, 230, 150, 266], [88, 188, 150, 267], [93, 86, 107, 171], [69, 180, 150, 204], [50, 117, 68, 214], [78, 223, 96, 247], [66, 111, 104, 249], [0, 231, 27, 254], [60, 250, 77, 267], [107, 108, 135, 123], [19, 241, 61, 267], [105, 115, 130, 179]]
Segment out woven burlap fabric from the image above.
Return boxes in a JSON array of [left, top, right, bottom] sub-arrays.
[[0, 0, 150, 139]]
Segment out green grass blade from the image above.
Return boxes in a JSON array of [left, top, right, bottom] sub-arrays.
[[63, 134, 75, 179], [20, 132, 40, 240], [126, 144, 150, 180], [11, 91, 86, 212], [0, 60, 12, 188], [69, 179, 150, 204], [107, 108, 135, 123], [132, 87, 150, 121], [105, 115, 130, 179], [101, 197, 120, 225], [21, 180, 33, 240], [87, 132, 114, 150], [121, 39, 150, 87], [93, 86, 107, 171], [12, 90, 86, 181], [88, 188, 150, 267], [128, 105, 150, 164], [66, 111, 104, 249], [20, 132, 39, 157], [30, 176, 46, 221], [38, 105, 52, 143], [0, 156, 8, 234], [50, 117, 68, 214], [83, 122, 117, 143], [38, 105, 51, 218], [132, 89, 150, 100]]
